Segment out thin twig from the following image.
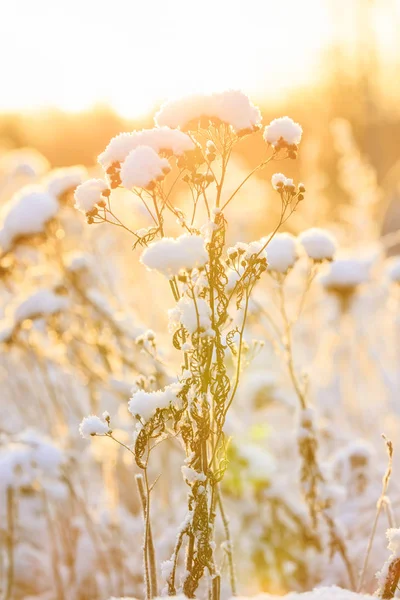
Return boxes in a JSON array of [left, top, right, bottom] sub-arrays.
[[358, 436, 394, 593]]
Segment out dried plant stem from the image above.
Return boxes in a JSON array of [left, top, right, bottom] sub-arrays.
[[136, 472, 158, 599], [136, 472, 151, 600], [88, 120, 302, 597], [278, 282, 306, 410], [210, 289, 251, 468], [63, 474, 113, 594], [42, 490, 66, 600], [358, 436, 394, 593], [278, 281, 356, 589], [380, 559, 400, 599], [322, 511, 356, 590], [185, 531, 195, 575], [35, 352, 67, 435], [296, 263, 318, 320], [212, 573, 221, 600], [221, 154, 274, 210], [4, 487, 15, 600], [20, 349, 53, 431], [167, 528, 186, 594], [384, 498, 396, 529], [217, 486, 237, 596]]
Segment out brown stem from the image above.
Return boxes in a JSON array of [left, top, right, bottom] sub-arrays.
[[42, 490, 66, 600], [136, 473, 157, 598], [380, 558, 400, 599], [221, 154, 274, 210], [217, 486, 237, 595], [358, 436, 394, 592], [4, 487, 15, 600]]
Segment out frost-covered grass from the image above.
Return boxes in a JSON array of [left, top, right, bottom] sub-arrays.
[[0, 90, 399, 600]]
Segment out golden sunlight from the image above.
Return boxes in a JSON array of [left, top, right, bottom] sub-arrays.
[[0, 0, 335, 117], [3, 2, 400, 599]]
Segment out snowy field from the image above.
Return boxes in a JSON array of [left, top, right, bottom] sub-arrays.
[[0, 90, 400, 600]]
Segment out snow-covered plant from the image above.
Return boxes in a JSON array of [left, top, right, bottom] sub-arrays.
[[376, 527, 400, 599], [2, 91, 398, 600], [77, 90, 305, 599]]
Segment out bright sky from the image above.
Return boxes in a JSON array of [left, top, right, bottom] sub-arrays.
[[0, 0, 397, 118]]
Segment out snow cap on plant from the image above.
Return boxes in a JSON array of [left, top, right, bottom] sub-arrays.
[[12, 289, 69, 325], [64, 251, 91, 274], [0, 185, 59, 251], [168, 296, 212, 335], [128, 382, 183, 422], [271, 172, 289, 190], [264, 116, 303, 157], [98, 127, 195, 170], [264, 116, 303, 146], [43, 165, 87, 200], [79, 415, 111, 438], [298, 228, 337, 261], [0, 431, 65, 490], [74, 178, 109, 214], [321, 257, 371, 292], [181, 466, 206, 484], [155, 89, 262, 134], [264, 232, 299, 274], [120, 145, 171, 190], [141, 234, 208, 277]]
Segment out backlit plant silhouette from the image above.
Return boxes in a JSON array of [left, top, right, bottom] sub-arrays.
[[77, 91, 305, 599]]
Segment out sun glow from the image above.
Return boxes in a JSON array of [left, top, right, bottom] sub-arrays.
[[0, 0, 336, 118]]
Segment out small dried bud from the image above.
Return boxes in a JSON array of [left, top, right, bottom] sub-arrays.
[[135, 335, 145, 346], [107, 162, 119, 175], [136, 375, 147, 387], [146, 330, 155, 341], [206, 141, 217, 152], [87, 207, 98, 217]]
